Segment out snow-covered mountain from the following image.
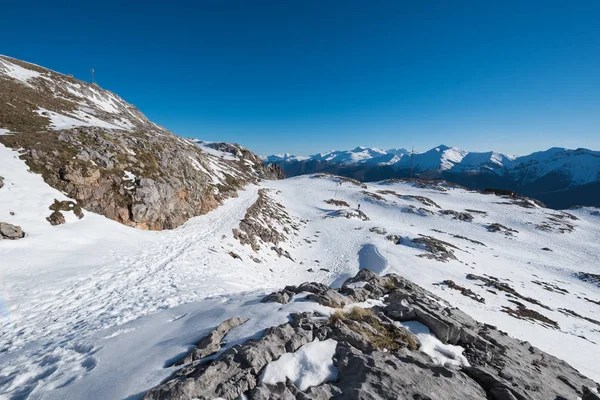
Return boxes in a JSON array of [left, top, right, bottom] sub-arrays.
[[0, 54, 281, 230], [2, 154, 600, 398], [2, 54, 600, 400], [265, 145, 600, 208]]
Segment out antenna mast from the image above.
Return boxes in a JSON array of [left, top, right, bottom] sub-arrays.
[[90, 68, 95, 84], [409, 147, 414, 179]]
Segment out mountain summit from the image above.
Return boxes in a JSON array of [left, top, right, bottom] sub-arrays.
[[265, 145, 600, 208]]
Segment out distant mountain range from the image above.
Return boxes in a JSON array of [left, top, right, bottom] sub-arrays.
[[264, 145, 600, 209]]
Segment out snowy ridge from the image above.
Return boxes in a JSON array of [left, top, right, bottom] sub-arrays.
[[266, 144, 600, 186]]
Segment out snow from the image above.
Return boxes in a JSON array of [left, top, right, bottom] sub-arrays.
[[122, 171, 136, 181], [265, 145, 600, 184], [0, 57, 41, 86], [398, 321, 470, 367], [2, 145, 600, 398], [0, 128, 10, 135], [260, 338, 338, 391], [34, 108, 127, 131]]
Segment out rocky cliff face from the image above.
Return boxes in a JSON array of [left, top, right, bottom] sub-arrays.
[[0, 55, 280, 230], [143, 269, 599, 400]]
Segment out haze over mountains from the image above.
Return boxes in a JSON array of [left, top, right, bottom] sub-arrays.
[[265, 145, 600, 209]]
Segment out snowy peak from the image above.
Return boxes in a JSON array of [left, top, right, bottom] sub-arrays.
[[266, 145, 600, 186]]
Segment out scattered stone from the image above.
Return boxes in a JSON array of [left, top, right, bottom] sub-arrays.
[[541, 247, 553, 251], [325, 209, 369, 221], [531, 280, 568, 294], [0, 222, 25, 240], [401, 205, 434, 216], [0, 176, 3, 188], [261, 290, 295, 305], [385, 234, 400, 244], [46, 210, 66, 226], [411, 235, 459, 262], [465, 209, 487, 215], [501, 302, 559, 329], [228, 251, 242, 260], [558, 308, 600, 327], [487, 223, 518, 236], [575, 272, 600, 287], [439, 209, 474, 222], [49, 199, 84, 219], [442, 280, 485, 303], [403, 195, 440, 208], [233, 189, 297, 252], [361, 191, 385, 202], [324, 198, 349, 207], [467, 274, 551, 310], [369, 226, 387, 235]]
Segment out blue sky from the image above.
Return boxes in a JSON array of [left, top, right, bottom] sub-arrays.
[[2, 1, 599, 155]]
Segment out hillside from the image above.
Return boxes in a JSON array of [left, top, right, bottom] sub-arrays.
[[0, 55, 281, 230], [2, 148, 600, 398], [266, 145, 600, 208]]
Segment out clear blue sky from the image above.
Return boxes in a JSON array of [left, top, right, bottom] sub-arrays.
[[2, 0, 599, 155]]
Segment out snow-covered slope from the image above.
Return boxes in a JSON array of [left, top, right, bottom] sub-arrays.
[[2, 137, 600, 399]]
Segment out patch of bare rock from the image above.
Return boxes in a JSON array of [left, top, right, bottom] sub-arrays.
[[0, 222, 25, 240], [143, 269, 598, 400]]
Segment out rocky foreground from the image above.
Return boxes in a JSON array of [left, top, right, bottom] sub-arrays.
[[143, 269, 599, 400]]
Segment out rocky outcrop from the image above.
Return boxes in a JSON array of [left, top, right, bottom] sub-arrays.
[[143, 269, 598, 400], [0, 55, 281, 230], [233, 189, 299, 256], [173, 317, 249, 367], [0, 222, 25, 239]]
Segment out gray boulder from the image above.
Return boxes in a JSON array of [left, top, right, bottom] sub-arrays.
[[0, 222, 25, 240]]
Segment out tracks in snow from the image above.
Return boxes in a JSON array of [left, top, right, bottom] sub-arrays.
[[0, 186, 259, 397]]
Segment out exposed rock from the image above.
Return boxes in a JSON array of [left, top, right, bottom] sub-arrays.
[[0, 222, 25, 240], [487, 223, 519, 236], [49, 199, 84, 219], [439, 209, 474, 222], [368, 226, 386, 235], [306, 289, 350, 308], [0, 176, 3, 188], [361, 191, 385, 202], [261, 290, 295, 304], [324, 198, 349, 207], [442, 280, 485, 303], [466, 274, 550, 310], [143, 270, 598, 400], [401, 204, 435, 216], [411, 235, 459, 262], [385, 234, 400, 244], [0, 55, 281, 231], [325, 209, 369, 221], [233, 189, 298, 254], [173, 317, 249, 366], [46, 210, 66, 226], [402, 194, 440, 208], [583, 386, 600, 400]]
